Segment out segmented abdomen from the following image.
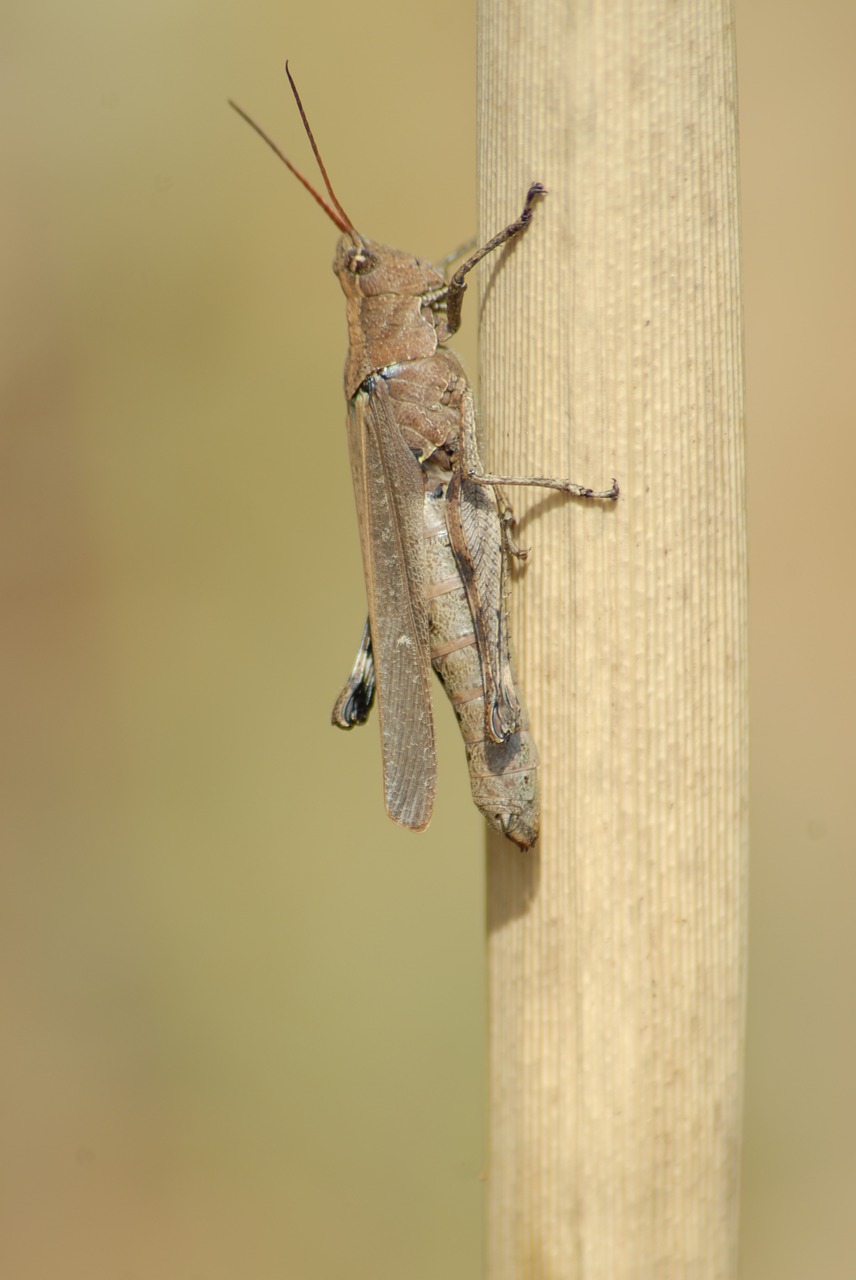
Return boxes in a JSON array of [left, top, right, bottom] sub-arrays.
[[421, 460, 540, 849]]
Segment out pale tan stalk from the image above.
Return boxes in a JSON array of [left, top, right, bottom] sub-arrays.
[[478, 1, 748, 1275]]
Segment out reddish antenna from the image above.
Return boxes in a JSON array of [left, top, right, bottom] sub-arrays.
[[228, 63, 354, 234]]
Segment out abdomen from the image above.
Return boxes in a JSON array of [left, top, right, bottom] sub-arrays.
[[421, 459, 540, 849]]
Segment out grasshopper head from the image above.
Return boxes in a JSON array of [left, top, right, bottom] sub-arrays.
[[334, 234, 445, 300]]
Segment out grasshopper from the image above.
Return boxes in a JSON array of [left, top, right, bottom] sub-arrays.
[[230, 67, 617, 849]]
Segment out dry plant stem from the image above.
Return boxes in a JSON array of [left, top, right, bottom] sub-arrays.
[[478, 1, 748, 1278]]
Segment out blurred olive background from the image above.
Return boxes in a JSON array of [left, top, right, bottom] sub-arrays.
[[0, 1, 853, 1277]]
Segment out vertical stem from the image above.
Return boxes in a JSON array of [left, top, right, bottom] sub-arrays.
[[479, 2, 747, 1277]]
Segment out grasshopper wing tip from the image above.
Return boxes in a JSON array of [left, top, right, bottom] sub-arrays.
[[384, 780, 435, 834], [387, 805, 433, 835]]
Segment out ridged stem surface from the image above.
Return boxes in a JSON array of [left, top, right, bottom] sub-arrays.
[[479, 2, 748, 1276]]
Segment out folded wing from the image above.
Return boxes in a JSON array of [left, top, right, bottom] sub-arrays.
[[347, 376, 437, 831]]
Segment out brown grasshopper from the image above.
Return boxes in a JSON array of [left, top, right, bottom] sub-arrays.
[[230, 67, 617, 849]]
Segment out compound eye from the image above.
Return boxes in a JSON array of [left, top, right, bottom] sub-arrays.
[[345, 247, 377, 275]]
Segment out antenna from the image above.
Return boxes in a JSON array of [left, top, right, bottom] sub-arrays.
[[228, 66, 354, 234]]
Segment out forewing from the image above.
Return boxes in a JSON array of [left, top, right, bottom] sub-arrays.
[[347, 377, 436, 830]]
